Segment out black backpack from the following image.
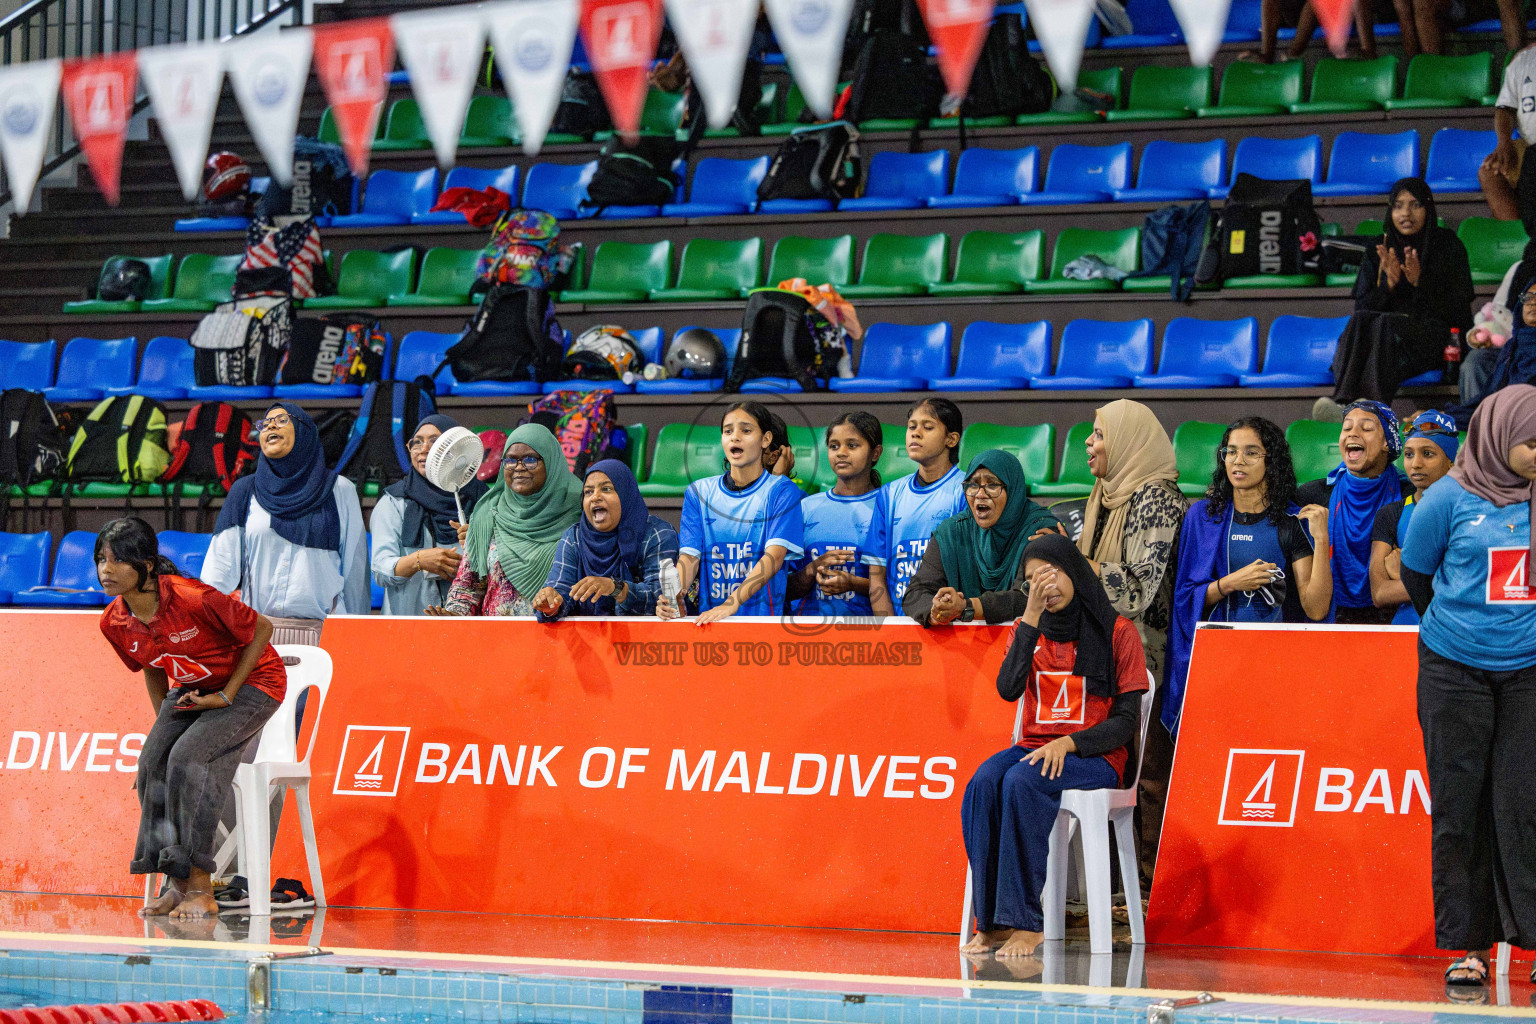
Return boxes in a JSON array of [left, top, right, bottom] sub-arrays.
[[757, 122, 862, 202], [550, 70, 612, 138], [256, 137, 354, 219], [333, 381, 436, 489], [441, 283, 565, 384], [189, 295, 291, 387], [0, 389, 65, 528], [585, 134, 682, 210], [1132, 201, 1212, 302], [963, 14, 1053, 120], [726, 288, 845, 393], [844, 29, 941, 123], [1197, 173, 1323, 284]]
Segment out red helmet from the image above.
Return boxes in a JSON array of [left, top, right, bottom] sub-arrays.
[[202, 152, 251, 202]]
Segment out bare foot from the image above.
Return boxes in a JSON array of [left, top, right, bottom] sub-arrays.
[[139, 884, 183, 917], [996, 930, 1044, 958], [169, 890, 219, 919], [960, 928, 1014, 954]]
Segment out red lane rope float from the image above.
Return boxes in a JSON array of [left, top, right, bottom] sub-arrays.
[[1, 1001, 224, 1024]]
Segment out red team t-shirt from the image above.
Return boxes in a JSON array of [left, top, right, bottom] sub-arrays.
[[1013, 616, 1148, 781], [100, 575, 287, 702]]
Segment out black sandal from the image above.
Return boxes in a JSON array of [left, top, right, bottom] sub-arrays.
[[1445, 953, 1489, 987], [215, 876, 250, 909], [270, 877, 315, 910]]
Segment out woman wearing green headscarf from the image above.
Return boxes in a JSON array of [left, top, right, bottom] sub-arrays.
[[428, 424, 583, 617], [903, 449, 1061, 627]]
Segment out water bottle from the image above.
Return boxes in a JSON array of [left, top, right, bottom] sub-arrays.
[[1443, 327, 1462, 385], [659, 557, 681, 608]]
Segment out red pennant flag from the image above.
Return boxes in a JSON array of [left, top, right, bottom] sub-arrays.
[[313, 18, 395, 176], [60, 53, 137, 206], [1312, 0, 1355, 55], [918, 0, 995, 99], [580, 0, 663, 141]]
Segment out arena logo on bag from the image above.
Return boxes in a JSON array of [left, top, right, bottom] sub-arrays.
[[1218, 748, 1305, 827], [333, 725, 411, 797], [149, 653, 212, 685], [1034, 672, 1084, 725], [1487, 547, 1536, 603]]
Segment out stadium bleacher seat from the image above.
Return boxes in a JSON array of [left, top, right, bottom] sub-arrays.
[[1025, 142, 1132, 204], [305, 249, 418, 309], [318, 105, 384, 147], [388, 248, 480, 306], [141, 253, 242, 313], [767, 235, 854, 285], [0, 339, 55, 391], [561, 240, 673, 303], [459, 95, 519, 147], [1289, 56, 1398, 114], [394, 330, 462, 393], [1134, 317, 1259, 388], [637, 423, 722, 497], [1031, 318, 1154, 389], [957, 422, 1057, 488], [1384, 52, 1493, 109], [329, 168, 439, 227], [521, 162, 598, 220], [830, 322, 951, 392], [1287, 419, 1344, 484], [841, 151, 950, 212], [1026, 227, 1140, 294], [157, 530, 212, 578], [44, 336, 136, 401], [1101, 0, 1183, 46], [664, 157, 768, 216], [14, 530, 106, 606], [928, 320, 1051, 389], [706, 82, 779, 138], [651, 238, 762, 301], [761, 83, 809, 135], [927, 147, 1038, 208], [372, 98, 431, 151], [1172, 421, 1226, 496], [1105, 65, 1211, 120], [1018, 67, 1122, 124], [840, 233, 949, 298], [1238, 314, 1349, 386], [1312, 130, 1420, 197], [622, 327, 665, 365], [929, 230, 1044, 295], [64, 254, 173, 314], [1223, 0, 1263, 40], [1112, 139, 1227, 202], [596, 90, 686, 141], [1425, 128, 1496, 193], [412, 165, 520, 225], [0, 531, 50, 604], [635, 327, 739, 394], [1198, 61, 1303, 117], [1459, 217, 1530, 284], [108, 336, 193, 399], [1032, 422, 1094, 499], [1213, 134, 1323, 198]]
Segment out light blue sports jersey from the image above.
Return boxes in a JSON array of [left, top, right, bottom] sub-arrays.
[[874, 464, 969, 603], [795, 489, 885, 618], [1403, 476, 1536, 671], [680, 471, 805, 615]]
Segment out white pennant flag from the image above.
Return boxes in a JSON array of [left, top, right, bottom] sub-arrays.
[[139, 42, 225, 201], [486, 0, 578, 155], [1169, 0, 1232, 66], [392, 5, 486, 166], [764, 0, 855, 119], [665, 0, 758, 128], [1022, 0, 1095, 90], [226, 27, 312, 185], [0, 58, 60, 213]]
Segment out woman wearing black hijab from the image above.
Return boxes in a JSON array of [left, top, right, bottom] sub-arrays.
[[960, 534, 1149, 960], [1325, 178, 1476, 411]]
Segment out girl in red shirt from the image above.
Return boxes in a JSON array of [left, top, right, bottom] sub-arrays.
[[960, 533, 1148, 960], [96, 517, 285, 920]]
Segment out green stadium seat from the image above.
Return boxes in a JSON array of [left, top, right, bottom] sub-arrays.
[[651, 238, 762, 301], [767, 235, 854, 285], [141, 253, 242, 313], [762, 83, 812, 135], [1458, 216, 1531, 284], [596, 90, 686, 141], [318, 105, 384, 146], [560, 240, 674, 303], [64, 254, 174, 313], [929, 231, 1044, 296], [388, 247, 480, 306], [840, 233, 949, 298], [1017, 66, 1123, 125], [957, 422, 1056, 490], [706, 82, 779, 137], [636, 423, 723, 497], [624, 422, 649, 482], [304, 249, 418, 309], [372, 99, 431, 151], [1031, 422, 1094, 498], [459, 95, 519, 147], [1172, 421, 1227, 497], [1384, 52, 1492, 109], [1288, 56, 1398, 114], [1024, 227, 1139, 294], [1286, 419, 1343, 485], [1197, 60, 1303, 117], [1104, 65, 1211, 121]]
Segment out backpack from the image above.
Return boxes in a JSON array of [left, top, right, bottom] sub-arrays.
[[333, 381, 436, 489], [280, 313, 388, 386], [160, 401, 257, 529], [442, 283, 565, 384], [476, 209, 567, 289], [1131, 201, 1212, 302], [64, 395, 171, 485], [963, 14, 1053, 120], [1196, 174, 1323, 284], [0, 390, 64, 489], [315, 408, 358, 466], [237, 215, 330, 299], [189, 295, 291, 387], [842, 29, 941, 124], [550, 70, 613, 139], [584, 134, 682, 211], [526, 389, 619, 475], [757, 122, 862, 202], [256, 138, 354, 219], [726, 288, 846, 393]]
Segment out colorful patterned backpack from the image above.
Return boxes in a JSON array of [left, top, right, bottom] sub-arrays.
[[525, 389, 618, 475], [476, 208, 568, 289]]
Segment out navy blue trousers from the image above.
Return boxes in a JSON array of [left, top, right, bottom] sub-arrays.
[[961, 746, 1117, 932]]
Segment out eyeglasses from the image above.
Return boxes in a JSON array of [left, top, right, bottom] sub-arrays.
[[256, 414, 291, 432], [964, 481, 1006, 497], [407, 436, 436, 452], [502, 454, 544, 469], [1220, 447, 1267, 464]]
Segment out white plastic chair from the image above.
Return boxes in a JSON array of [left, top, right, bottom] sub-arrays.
[[961, 670, 1156, 956]]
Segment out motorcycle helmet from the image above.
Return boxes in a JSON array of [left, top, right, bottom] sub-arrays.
[[202, 152, 251, 203], [664, 327, 727, 379], [97, 258, 153, 302], [565, 325, 644, 380]]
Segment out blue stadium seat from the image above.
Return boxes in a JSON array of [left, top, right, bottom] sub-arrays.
[[1312, 130, 1421, 196], [0, 339, 57, 391], [1113, 139, 1228, 202], [1031, 318, 1154, 389], [274, 334, 394, 400], [0, 531, 51, 605], [1101, 0, 1183, 47], [412, 165, 520, 225], [1213, 135, 1323, 198], [635, 327, 738, 394], [626, 326, 666, 364], [543, 380, 635, 394], [108, 336, 194, 399], [187, 382, 274, 401], [1023, 143, 1132, 205], [174, 215, 249, 232], [44, 337, 137, 402], [830, 322, 951, 392], [329, 168, 440, 227], [1425, 127, 1496, 193], [522, 162, 598, 220], [393, 330, 463, 392], [1223, 0, 1263, 41], [927, 147, 1038, 208], [664, 157, 769, 216], [841, 151, 950, 212], [1133, 317, 1259, 388], [927, 320, 1051, 390], [15, 530, 107, 606], [1238, 314, 1349, 386], [156, 530, 212, 579]]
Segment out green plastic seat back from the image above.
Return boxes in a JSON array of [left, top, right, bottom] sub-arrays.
[[169, 254, 215, 300], [755, 82, 780, 122], [646, 423, 725, 488], [383, 99, 427, 143], [336, 249, 418, 298], [462, 95, 515, 138], [675, 238, 762, 291], [1077, 66, 1122, 108], [1285, 419, 1344, 485], [101, 254, 173, 299], [589, 240, 674, 292], [1402, 52, 1491, 102], [202, 254, 244, 301], [1124, 65, 1211, 111], [416, 248, 481, 297], [783, 425, 821, 485], [874, 423, 913, 484], [951, 230, 1044, 285], [1048, 227, 1140, 279], [1172, 421, 1227, 496], [1458, 217, 1531, 278], [318, 105, 383, 143], [624, 422, 649, 481], [1308, 56, 1398, 105], [768, 235, 854, 285], [642, 90, 687, 134], [957, 422, 1056, 489], [682, 423, 725, 483], [1053, 422, 1095, 487], [1218, 60, 1303, 107], [857, 233, 949, 287]]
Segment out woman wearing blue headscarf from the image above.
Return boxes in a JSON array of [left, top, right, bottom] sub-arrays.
[[532, 460, 680, 619], [1369, 411, 1460, 624], [203, 402, 369, 644]]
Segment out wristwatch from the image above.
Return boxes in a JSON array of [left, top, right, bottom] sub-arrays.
[[959, 602, 976, 623]]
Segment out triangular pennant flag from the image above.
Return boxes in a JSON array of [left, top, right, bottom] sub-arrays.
[[392, 5, 486, 167], [0, 59, 61, 214], [486, 0, 579, 155], [313, 17, 395, 176], [1021, 0, 1095, 90], [763, 0, 855, 118], [917, 0, 994, 99], [1167, 0, 1231, 66], [1312, 0, 1354, 55], [580, 0, 663, 141], [225, 27, 312, 185], [60, 52, 137, 206], [664, 0, 758, 128], [138, 42, 225, 202]]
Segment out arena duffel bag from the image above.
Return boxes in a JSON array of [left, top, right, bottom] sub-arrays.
[[190, 295, 291, 387], [280, 314, 387, 386], [63, 395, 171, 486], [333, 380, 436, 488], [757, 122, 862, 203], [1196, 173, 1323, 284]]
